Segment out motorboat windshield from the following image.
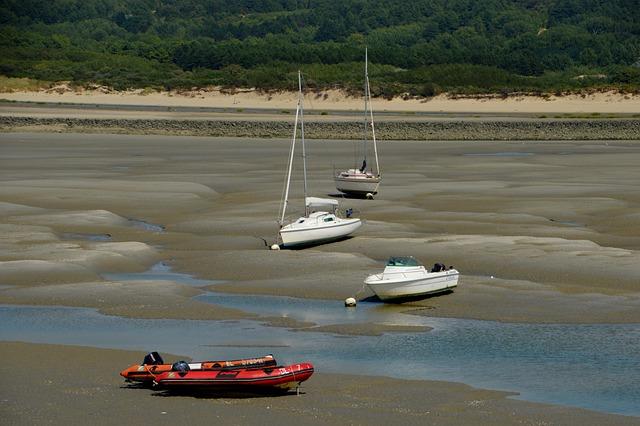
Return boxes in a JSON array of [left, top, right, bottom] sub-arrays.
[[386, 256, 420, 267]]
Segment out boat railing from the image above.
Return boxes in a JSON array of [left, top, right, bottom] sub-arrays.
[[383, 269, 432, 280], [338, 206, 362, 219], [280, 213, 305, 225]]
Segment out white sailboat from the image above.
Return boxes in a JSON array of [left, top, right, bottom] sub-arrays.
[[277, 71, 362, 249], [334, 48, 381, 199]]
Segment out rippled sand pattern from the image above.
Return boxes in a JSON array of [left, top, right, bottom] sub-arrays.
[[1, 133, 639, 324]]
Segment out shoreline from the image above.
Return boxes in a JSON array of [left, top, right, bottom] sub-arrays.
[[1, 341, 637, 424], [2, 91, 639, 140]]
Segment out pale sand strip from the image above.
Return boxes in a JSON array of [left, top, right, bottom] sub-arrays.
[[2, 88, 640, 113]]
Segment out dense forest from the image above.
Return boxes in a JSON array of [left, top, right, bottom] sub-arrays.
[[1, 0, 640, 96]]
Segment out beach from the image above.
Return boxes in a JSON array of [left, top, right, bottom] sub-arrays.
[[2, 86, 640, 114], [1, 94, 640, 423], [2, 89, 640, 141]]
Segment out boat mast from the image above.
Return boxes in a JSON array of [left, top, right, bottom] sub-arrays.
[[299, 71, 309, 216], [280, 72, 302, 225], [367, 52, 380, 177], [362, 48, 369, 171]]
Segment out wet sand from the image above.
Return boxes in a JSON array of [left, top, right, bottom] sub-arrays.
[[2, 342, 636, 426], [1, 132, 640, 421], [1, 133, 640, 324]]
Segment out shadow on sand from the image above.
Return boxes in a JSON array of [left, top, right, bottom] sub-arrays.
[[122, 381, 304, 399], [151, 387, 303, 399], [285, 235, 354, 250], [327, 192, 373, 200], [360, 289, 454, 304]]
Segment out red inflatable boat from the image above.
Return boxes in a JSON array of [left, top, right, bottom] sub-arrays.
[[120, 352, 277, 383], [153, 362, 314, 391]]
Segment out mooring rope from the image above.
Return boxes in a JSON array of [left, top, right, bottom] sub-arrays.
[[353, 282, 369, 301], [144, 364, 160, 384]]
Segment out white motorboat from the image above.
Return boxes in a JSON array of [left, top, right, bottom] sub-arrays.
[[365, 257, 459, 301], [335, 48, 381, 198], [277, 72, 362, 248]]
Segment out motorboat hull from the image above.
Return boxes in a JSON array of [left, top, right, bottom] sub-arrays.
[[280, 218, 362, 248], [120, 355, 276, 383], [154, 363, 314, 391], [365, 270, 459, 301], [334, 174, 380, 196]]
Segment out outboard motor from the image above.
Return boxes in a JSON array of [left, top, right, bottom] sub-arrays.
[[431, 263, 445, 272], [143, 351, 164, 365], [171, 361, 190, 373]]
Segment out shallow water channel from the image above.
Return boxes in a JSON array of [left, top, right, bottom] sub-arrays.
[[1, 264, 639, 417]]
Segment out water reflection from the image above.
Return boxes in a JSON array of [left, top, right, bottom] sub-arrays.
[[128, 218, 165, 232], [61, 232, 113, 241], [463, 152, 534, 157], [103, 262, 223, 287]]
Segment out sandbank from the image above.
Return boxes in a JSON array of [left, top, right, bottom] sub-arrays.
[[1, 342, 636, 425]]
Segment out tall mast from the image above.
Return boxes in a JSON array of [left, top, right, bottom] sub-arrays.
[[299, 71, 309, 216], [280, 74, 301, 225], [367, 55, 380, 176], [362, 48, 369, 168]]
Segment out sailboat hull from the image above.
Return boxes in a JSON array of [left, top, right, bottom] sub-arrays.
[[335, 174, 381, 196], [280, 217, 362, 248]]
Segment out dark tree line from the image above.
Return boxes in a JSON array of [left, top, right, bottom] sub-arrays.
[[1, 0, 639, 92]]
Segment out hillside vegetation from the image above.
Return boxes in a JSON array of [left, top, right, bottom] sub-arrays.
[[1, 0, 639, 96]]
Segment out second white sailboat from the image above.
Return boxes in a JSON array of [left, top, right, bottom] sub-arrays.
[[277, 71, 362, 248], [335, 49, 381, 199]]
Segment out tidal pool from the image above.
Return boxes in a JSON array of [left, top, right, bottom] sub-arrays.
[[2, 264, 638, 416], [1, 299, 638, 416], [38, 265, 632, 416], [127, 218, 165, 233], [102, 262, 222, 287], [463, 152, 535, 157], [61, 232, 113, 241]]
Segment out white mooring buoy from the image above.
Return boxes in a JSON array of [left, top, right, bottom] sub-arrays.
[[270, 244, 281, 250], [344, 297, 357, 307], [365, 193, 374, 200]]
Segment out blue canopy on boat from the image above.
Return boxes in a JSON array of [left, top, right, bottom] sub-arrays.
[[386, 256, 420, 267]]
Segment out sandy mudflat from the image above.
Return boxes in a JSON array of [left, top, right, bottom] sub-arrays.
[[1, 342, 636, 426], [2, 131, 640, 421], [1, 133, 640, 325]]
